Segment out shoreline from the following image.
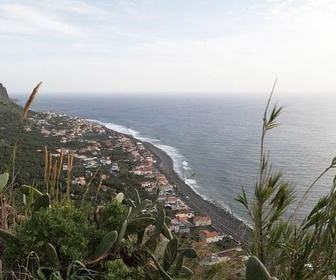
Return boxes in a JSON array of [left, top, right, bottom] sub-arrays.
[[143, 141, 251, 243]]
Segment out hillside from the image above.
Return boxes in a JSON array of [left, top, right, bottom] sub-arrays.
[[0, 85, 25, 125], [0, 89, 45, 183], [0, 88, 147, 189]]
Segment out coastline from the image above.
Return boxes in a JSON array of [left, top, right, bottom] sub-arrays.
[[143, 141, 251, 243], [31, 110, 250, 242]]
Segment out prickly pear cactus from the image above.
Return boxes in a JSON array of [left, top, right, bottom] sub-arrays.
[[92, 230, 118, 260], [149, 237, 197, 280], [246, 256, 278, 280]]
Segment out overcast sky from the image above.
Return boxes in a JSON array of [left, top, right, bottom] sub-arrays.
[[1, 0, 336, 96]]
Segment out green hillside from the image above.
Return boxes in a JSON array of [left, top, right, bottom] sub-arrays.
[[0, 89, 29, 133], [0, 93, 47, 184], [0, 94, 23, 120]]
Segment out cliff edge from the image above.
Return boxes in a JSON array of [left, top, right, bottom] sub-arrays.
[[0, 83, 9, 99]]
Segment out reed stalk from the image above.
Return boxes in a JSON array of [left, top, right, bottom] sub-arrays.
[[81, 169, 98, 205], [95, 177, 104, 204], [66, 152, 74, 201], [43, 146, 49, 194], [20, 82, 42, 122]]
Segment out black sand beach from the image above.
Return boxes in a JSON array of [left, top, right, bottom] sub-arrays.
[[143, 142, 251, 243]]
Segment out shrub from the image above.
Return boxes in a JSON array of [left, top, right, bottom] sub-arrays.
[[103, 259, 145, 280], [3, 202, 97, 268]]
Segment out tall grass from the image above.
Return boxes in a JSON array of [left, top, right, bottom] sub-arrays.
[[237, 82, 336, 279], [43, 146, 76, 203]]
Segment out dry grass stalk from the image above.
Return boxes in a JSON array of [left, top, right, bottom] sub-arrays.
[[58, 148, 64, 180], [81, 169, 99, 205], [47, 153, 53, 197], [51, 160, 58, 201], [47, 159, 56, 201], [95, 177, 104, 203], [21, 81, 42, 121], [66, 152, 74, 200], [43, 146, 49, 193], [56, 148, 64, 201]]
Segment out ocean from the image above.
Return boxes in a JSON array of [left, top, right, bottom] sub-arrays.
[[25, 93, 336, 222]]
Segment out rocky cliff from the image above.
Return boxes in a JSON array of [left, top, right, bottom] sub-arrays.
[[0, 83, 9, 99]]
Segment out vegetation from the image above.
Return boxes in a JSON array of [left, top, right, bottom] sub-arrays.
[[0, 173, 197, 279], [0, 84, 198, 279], [237, 81, 336, 279]]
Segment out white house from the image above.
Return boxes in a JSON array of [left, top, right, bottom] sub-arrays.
[[200, 230, 220, 244]]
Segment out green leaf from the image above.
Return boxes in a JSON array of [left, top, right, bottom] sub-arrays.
[[145, 237, 158, 253], [149, 252, 173, 280], [37, 267, 54, 280], [176, 265, 194, 278], [163, 238, 178, 271], [162, 223, 173, 240], [20, 185, 43, 198], [172, 254, 184, 276], [235, 187, 249, 209], [155, 209, 165, 237], [137, 229, 146, 245], [332, 157, 336, 167], [115, 192, 124, 204], [133, 187, 141, 206], [307, 196, 329, 220], [0, 173, 9, 191], [32, 194, 50, 211], [0, 228, 18, 242], [130, 199, 151, 218], [92, 230, 118, 260], [265, 105, 282, 131], [165, 216, 172, 226], [180, 248, 197, 259], [125, 224, 138, 235], [172, 248, 197, 276], [124, 198, 136, 209], [116, 207, 132, 247], [128, 217, 156, 228], [45, 242, 59, 267], [246, 256, 271, 280]]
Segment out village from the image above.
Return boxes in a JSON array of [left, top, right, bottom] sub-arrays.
[[23, 110, 243, 266]]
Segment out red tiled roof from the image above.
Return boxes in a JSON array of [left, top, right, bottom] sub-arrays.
[[200, 230, 219, 238]]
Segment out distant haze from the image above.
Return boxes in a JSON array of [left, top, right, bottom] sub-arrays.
[[2, 0, 336, 97]]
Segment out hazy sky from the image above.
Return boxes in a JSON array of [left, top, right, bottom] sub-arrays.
[[1, 0, 336, 96]]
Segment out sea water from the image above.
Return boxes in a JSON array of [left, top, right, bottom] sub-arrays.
[[26, 93, 336, 222]]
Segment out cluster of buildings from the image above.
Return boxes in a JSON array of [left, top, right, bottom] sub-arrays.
[[26, 111, 225, 246], [25, 111, 107, 140], [119, 136, 223, 245]]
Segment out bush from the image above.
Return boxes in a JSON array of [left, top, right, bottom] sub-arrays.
[[3, 202, 97, 268], [103, 259, 145, 280]]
